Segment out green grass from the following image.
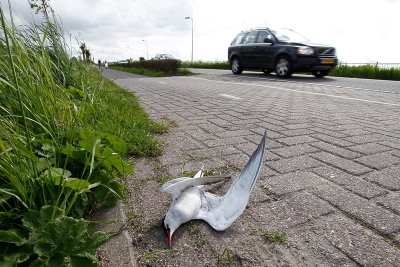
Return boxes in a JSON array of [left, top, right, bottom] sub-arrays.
[[0, 1, 167, 266]]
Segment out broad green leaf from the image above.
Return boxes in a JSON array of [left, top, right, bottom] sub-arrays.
[[69, 256, 97, 267], [78, 136, 101, 157], [0, 250, 31, 267], [64, 178, 91, 192], [43, 168, 72, 179], [105, 134, 127, 154], [101, 148, 133, 174], [22, 206, 64, 236], [30, 254, 65, 267], [0, 229, 28, 245]]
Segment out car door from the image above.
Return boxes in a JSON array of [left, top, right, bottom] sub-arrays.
[[240, 30, 258, 67], [253, 30, 275, 67]]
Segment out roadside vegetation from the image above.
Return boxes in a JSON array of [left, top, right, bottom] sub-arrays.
[[110, 59, 192, 77], [181, 61, 400, 81], [0, 2, 166, 266]]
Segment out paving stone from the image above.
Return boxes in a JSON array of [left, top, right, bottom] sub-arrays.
[[377, 192, 400, 214], [203, 136, 247, 147], [363, 166, 400, 190], [355, 152, 400, 170], [271, 144, 320, 158], [311, 141, 362, 159], [313, 166, 387, 199], [276, 135, 318, 146], [322, 214, 400, 266], [266, 171, 326, 196], [248, 192, 336, 230], [344, 133, 389, 144], [280, 128, 315, 137], [267, 155, 323, 174], [311, 133, 355, 147], [380, 140, 400, 150], [311, 151, 372, 175], [309, 126, 349, 138], [347, 142, 392, 155], [313, 183, 400, 235]]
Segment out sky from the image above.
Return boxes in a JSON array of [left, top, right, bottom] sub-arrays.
[[2, 0, 400, 63]]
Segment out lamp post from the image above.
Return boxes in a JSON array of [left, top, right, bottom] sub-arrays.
[[142, 40, 148, 60], [185, 17, 193, 62]]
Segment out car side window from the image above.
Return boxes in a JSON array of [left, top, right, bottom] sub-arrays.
[[243, 31, 258, 44], [256, 31, 273, 43], [232, 32, 247, 44]]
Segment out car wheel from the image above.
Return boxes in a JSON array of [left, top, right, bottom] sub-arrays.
[[312, 70, 330, 78], [275, 56, 292, 78], [231, 57, 243, 74], [262, 68, 272, 74]]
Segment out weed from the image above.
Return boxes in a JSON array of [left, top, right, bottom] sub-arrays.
[[196, 237, 206, 247], [263, 188, 272, 195], [214, 247, 232, 266], [261, 230, 287, 243], [141, 249, 179, 260]]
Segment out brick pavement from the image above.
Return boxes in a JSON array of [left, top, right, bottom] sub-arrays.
[[105, 70, 400, 266]]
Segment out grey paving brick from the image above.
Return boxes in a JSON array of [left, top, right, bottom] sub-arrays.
[[363, 166, 400, 190], [377, 192, 400, 214], [280, 128, 315, 137], [271, 144, 320, 158], [214, 129, 254, 139], [311, 141, 362, 159], [344, 133, 389, 144], [313, 183, 400, 235], [311, 151, 372, 175], [379, 140, 400, 150], [313, 166, 387, 199], [266, 171, 326, 195], [311, 133, 355, 147], [277, 135, 318, 146], [248, 193, 336, 230], [321, 214, 400, 267], [267, 155, 323, 174], [203, 136, 247, 147], [348, 142, 392, 155], [309, 126, 349, 138], [355, 152, 400, 170]]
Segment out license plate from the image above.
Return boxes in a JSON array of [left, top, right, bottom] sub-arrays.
[[321, 58, 335, 64]]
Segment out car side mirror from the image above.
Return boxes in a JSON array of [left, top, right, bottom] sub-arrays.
[[264, 38, 273, 43]]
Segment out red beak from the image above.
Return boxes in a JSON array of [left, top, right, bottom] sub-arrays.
[[167, 228, 172, 247]]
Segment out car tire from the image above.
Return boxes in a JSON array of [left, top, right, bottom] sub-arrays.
[[262, 68, 272, 74], [312, 70, 330, 78], [231, 57, 243, 74], [275, 56, 292, 78]]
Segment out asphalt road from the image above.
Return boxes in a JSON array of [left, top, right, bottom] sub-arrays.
[[95, 68, 400, 266], [188, 68, 400, 94]]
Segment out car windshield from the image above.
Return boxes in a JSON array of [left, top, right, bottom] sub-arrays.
[[271, 29, 310, 42]]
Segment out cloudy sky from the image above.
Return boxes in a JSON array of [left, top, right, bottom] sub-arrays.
[[2, 0, 400, 63]]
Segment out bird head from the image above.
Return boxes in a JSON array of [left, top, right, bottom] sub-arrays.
[[163, 213, 180, 247]]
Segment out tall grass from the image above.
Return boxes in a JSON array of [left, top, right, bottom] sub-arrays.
[[0, 2, 166, 266]]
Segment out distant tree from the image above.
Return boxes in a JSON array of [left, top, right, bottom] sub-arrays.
[[80, 43, 86, 61], [85, 49, 91, 63], [139, 57, 145, 61]]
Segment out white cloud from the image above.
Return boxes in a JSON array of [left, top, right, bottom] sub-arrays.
[[2, 0, 400, 63]]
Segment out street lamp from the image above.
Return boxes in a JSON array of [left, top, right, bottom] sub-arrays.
[[142, 40, 148, 60], [185, 17, 193, 62]]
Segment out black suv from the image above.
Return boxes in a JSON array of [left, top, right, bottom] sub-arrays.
[[228, 28, 337, 78]]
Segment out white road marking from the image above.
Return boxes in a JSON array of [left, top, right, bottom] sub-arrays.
[[219, 94, 242, 100], [185, 77, 400, 107]]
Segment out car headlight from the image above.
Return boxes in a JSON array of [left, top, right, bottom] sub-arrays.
[[297, 46, 314, 55]]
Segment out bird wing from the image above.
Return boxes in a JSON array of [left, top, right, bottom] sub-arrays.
[[195, 131, 267, 231], [160, 176, 230, 200]]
